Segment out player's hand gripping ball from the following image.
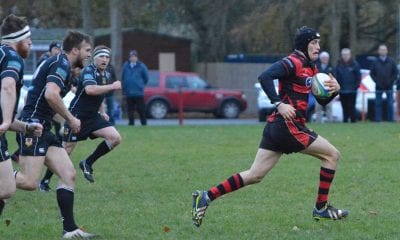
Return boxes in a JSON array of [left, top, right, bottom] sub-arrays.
[[311, 73, 332, 99]]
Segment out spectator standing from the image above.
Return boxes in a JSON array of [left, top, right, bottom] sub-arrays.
[[121, 50, 149, 126], [396, 80, 400, 121], [334, 48, 361, 123], [37, 41, 61, 67], [370, 44, 398, 122], [315, 51, 334, 123]]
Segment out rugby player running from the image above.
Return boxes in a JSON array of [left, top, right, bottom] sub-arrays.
[[40, 45, 122, 184], [0, 14, 42, 217], [192, 27, 349, 227], [15, 31, 97, 238]]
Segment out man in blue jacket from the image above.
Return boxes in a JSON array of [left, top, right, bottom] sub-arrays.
[[334, 48, 361, 123], [370, 44, 398, 122], [121, 50, 149, 126]]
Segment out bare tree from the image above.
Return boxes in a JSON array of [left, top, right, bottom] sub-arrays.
[[329, 0, 342, 64], [348, 0, 358, 54], [81, 0, 94, 37], [110, 0, 122, 78]]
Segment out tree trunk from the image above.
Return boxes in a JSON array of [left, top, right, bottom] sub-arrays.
[[329, 0, 342, 65], [110, 0, 122, 79], [81, 0, 94, 37], [348, 0, 357, 54]]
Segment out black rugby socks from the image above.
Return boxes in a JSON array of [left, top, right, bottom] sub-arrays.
[[207, 173, 244, 201], [57, 187, 78, 232], [316, 167, 336, 210], [0, 199, 4, 216], [41, 169, 54, 183], [85, 140, 112, 167]]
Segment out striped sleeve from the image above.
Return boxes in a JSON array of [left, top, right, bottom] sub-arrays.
[[0, 53, 23, 82], [47, 58, 70, 89]]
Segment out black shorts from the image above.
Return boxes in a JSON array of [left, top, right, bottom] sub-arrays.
[[0, 135, 11, 162], [18, 130, 63, 157], [259, 119, 318, 154], [63, 113, 111, 142]]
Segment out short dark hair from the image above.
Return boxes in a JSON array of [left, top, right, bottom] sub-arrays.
[[0, 14, 28, 36], [62, 30, 92, 53]]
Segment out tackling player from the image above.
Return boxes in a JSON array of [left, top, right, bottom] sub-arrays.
[[14, 31, 96, 238], [0, 14, 42, 216], [40, 45, 122, 184], [192, 26, 349, 227]]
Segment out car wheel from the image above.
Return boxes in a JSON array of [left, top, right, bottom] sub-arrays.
[[220, 100, 240, 119], [148, 100, 168, 119]]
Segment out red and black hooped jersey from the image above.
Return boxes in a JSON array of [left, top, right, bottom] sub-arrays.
[[258, 51, 318, 124]]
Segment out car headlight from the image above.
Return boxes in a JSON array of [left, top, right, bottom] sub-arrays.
[[215, 93, 223, 99], [241, 94, 247, 99]]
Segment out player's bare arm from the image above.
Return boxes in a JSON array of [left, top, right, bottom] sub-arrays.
[[84, 80, 121, 96], [9, 119, 43, 137], [0, 77, 16, 135], [98, 101, 109, 121], [45, 82, 80, 133]]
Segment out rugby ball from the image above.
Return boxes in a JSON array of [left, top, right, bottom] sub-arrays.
[[311, 73, 331, 99]]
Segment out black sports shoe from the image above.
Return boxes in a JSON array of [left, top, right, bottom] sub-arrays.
[[313, 203, 349, 220], [79, 160, 94, 183], [39, 180, 51, 192], [0, 199, 5, 216], [191, 190, 210, 227], [62, 228, 97, 239]]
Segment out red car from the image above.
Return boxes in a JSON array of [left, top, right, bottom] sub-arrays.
[[144, 71, 247, 119]]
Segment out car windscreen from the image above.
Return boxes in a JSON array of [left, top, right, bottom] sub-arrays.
[[147, 71, 160, 87], [186, 76, 208, 90]]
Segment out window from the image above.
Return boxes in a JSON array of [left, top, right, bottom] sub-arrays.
[[166, 76, 186, 89], [186, 76, 208, 90], [147, 71, 160, 87]]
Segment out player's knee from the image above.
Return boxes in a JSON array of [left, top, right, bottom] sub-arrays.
[[331, 148, 341, 162], [0, 186, 16, 199], [67, 168, 77, 182], [107, 134, 121, 147], [113, 134, 122, 146], [22, 180, 39, 191], [327, 148, 340, 163]]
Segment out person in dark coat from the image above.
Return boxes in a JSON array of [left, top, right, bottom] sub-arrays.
[[121, 50, 149, 126], [334, 48, 361, 123], [370, 44, 398, 122]]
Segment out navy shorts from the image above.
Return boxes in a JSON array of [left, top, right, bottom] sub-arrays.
[[18, 130, 63, 157], [63, 113, 111, 142], [259, 119, 318, 154], [0, 135, 11, 162]]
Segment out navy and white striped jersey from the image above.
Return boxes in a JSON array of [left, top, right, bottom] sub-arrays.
[[21, 53, 71, 125], [69, 63, 111, 119], [0, 44, 24, 123]]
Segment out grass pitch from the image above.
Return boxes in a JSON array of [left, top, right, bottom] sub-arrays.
[[0, 122, 399, 239]]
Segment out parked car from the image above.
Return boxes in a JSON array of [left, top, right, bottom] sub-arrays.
[[144, 71, 247, 119], [254, 80, 278, 121]]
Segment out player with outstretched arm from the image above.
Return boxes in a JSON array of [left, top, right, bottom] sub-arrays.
[[39, 45, 122, 185], [192, 26, 348, 227]]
